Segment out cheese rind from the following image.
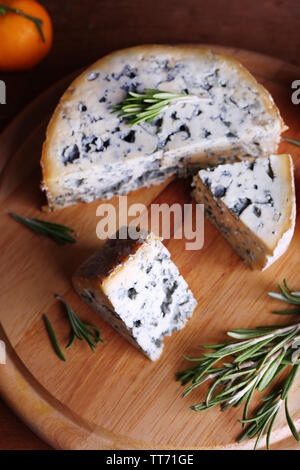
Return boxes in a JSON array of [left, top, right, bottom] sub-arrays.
[[72, 228, 197, 360], [41, 45, 286, 210], [192, 154, 296, 270]]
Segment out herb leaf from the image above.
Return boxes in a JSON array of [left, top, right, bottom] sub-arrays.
[[284, 138, 300, 148], [285, 394, 300, 441], [10, 212, 76, 245], [269, 280, 300, 314], [177, 280, 300, 449], [56, 295, 104, 352], [43, 314, 67, 362], [111, 89, 207, 126]]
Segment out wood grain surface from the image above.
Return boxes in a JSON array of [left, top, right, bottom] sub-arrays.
[[1, 0, 300, 451], [0, 46, 299, 450]]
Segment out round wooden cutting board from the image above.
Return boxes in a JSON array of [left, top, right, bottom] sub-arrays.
[[0, 46, 299, 450]]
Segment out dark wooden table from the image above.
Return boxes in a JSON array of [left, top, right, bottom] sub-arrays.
[[0, 0, 299, 450]]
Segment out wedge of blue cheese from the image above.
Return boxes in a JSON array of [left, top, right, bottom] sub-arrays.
[[41, 45, 286, 210], [72, 228, 197, 360], [192, 154, 296, 270]]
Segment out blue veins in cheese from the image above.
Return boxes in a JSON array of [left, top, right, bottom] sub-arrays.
[[41, 45, 286, 210], [192, 154, 296, 270], [72, 229, 197, 360]]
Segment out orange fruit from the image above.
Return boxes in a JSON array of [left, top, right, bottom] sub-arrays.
[[0, 0, 53, 71]]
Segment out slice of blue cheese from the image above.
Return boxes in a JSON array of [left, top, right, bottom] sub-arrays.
[[41, 45, 286, 210], [72, 228, 197, 360], [192, 154, 296, 270]]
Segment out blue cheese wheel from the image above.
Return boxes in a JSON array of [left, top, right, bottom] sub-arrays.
[[72, 228, 197, 361], [41, 45, 286, 210], [192, 154, 296, 270]]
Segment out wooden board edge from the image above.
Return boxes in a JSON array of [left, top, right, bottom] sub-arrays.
[[0, 325, 165, 450], [1, 322, 299, 450], [0, 46, 300, 451]]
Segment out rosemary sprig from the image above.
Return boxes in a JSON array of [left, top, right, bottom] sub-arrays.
[[0, 4, 45, 42], [56, 295, 104, 352], [284, 137, 300, 148], [269, 279, 300, 315], [10, 212, 76, 245], [238, 365, 300, 450], [111, 89, 207, 126], [177, 280, 300, 449], [43, 314, 67, 362], [43, 297, 104, 361]]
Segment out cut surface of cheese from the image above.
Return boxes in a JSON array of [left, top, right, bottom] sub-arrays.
[[41, 45, 286, 210], [72, 228, 197, 361], [192, 154, 296, 270]]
